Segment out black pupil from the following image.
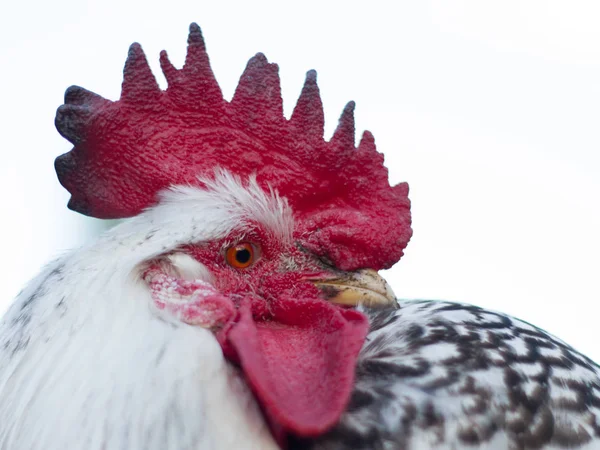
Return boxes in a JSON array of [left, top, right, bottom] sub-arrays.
[[236, 248, 251, 264]]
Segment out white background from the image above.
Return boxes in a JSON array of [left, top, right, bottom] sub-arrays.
[[1, 1, 599, 360]]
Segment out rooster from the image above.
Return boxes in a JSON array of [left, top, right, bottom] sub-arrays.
[[1, 23, 599, 450]]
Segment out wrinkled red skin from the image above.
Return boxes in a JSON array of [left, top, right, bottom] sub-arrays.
[[54, 24, 412, 273], [182, 228, 333, 313], [179, 225, 369, 444]]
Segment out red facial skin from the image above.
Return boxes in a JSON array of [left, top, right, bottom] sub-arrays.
[[182, 226, 336, 317], [170, 224, 370, 445]]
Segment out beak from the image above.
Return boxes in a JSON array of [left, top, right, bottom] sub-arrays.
[[312, 269, 398, 308]]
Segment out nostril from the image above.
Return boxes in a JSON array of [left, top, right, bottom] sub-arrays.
[[294, 240, 335, 269], [316, 254, 335, 268]]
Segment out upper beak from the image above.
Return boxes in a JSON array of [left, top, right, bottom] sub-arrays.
[[312, 269, 398, 308]]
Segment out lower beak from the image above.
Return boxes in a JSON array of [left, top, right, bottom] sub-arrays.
[[312, 269, 398, 308]]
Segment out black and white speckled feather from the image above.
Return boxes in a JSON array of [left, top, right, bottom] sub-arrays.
[[292, 300, 600, 450]]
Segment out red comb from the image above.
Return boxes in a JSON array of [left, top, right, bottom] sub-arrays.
[[55, 23, 412, 270]]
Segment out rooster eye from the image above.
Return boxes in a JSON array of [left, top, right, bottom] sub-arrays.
[[225, 242, 256, 269]]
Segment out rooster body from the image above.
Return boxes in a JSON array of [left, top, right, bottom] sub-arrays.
[[2, 23, 600, 450]]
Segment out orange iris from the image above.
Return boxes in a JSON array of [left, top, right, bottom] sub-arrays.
[[225, 242, 255, 269]]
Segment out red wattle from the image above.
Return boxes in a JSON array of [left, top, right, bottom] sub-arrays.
[[225, 297, 369, 437]]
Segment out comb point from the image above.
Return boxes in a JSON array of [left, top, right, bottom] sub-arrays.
[[159, 50, 179, 86], [231, 52, 283, 128], [179, 23, 224, 110], [330, 101, 356, 150], [64, 85, 106, 107], [289, 70, 324, 139], [121, 43, 161, 104], [188, 22, 205, 47], [55, 104, 92, 145]]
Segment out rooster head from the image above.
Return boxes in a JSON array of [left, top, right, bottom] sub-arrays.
[[52, 23, 412, 443]]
